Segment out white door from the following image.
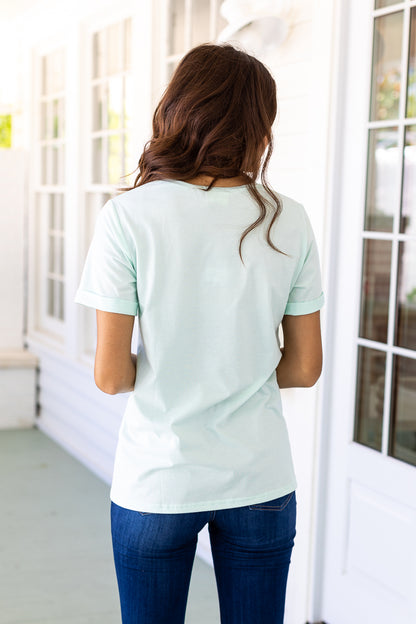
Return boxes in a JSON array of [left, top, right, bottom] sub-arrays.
[[320, 0, 416, 622]]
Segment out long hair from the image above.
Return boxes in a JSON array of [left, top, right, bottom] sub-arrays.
[[127, 43, 282, 262]]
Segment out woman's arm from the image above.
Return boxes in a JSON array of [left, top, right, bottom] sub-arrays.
[[276, 311, 322, 388], [94, 310, 137, 395]]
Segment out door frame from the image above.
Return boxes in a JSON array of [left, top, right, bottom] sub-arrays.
[[315, 0, 416, 622]]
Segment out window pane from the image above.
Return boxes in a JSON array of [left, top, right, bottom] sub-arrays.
[[390, 356, 416, 466], [364, 127, 400, 232], [107, 22, 123, 75], [47, 278, 55, 316], [60, 235, 64, 278], [191, 0, 211, 47], [48, 235, 55, 273], [374, 0, 401, 9], [41, 146, 49, 185], [42, 55, 48, 96], [55, 236, 62, 274], [406, 7, 416, 118], [51, 146, 58, 184], [395, 241, 416, 350], [93, 30, 105, 79], [52, 99, 59, 138], [124, 18, 132, 70], [354, 346, 386, 452], [401, 125, 416, 235], [51, 146, 64, 185], [124, 78, 133, 130], [369, 11, 403, 121], [92, 137, 103, 183], [108, 134, 122, 185], [51, 50, 65, 93], [107, 77, 122, 130], [92, 84, 105, 131], [58, 280, 65, 321], [41, 101, 49, 139], [169, 0, 185, 55], [57, 194, 64, 231], [49, 195, 56, 229], [359, 239, 392, 343]]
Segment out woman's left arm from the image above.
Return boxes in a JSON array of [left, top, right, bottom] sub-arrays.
[[94, 310, 137, 395]]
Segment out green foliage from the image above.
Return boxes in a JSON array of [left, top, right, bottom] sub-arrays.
[[375, 67, 416, 120], [407, 69, 416, 119], [0, 114, 12, 148]]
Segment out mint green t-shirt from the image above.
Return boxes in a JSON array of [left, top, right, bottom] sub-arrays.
[[74, 179, 324, 513]]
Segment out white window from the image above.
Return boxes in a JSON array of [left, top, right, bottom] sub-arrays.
[[89, 18, 133, 187], [153, 0, 227, 104], [166, 0, 227, 76], [82, 17, 133, 356], [354, 2, 416, 466], [36, 48, 66, 335]]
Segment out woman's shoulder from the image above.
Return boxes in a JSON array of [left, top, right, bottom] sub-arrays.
[[255, 183, 306, 221], [116, 180, 170, 202]]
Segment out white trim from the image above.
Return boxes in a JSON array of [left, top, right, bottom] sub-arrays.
[[305, 0, 351, 618], [373, 0, 416, 18]]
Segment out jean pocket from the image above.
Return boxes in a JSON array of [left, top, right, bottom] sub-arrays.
[[248, 490, 295, 511]]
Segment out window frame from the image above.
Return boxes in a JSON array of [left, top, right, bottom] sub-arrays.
[[354, 0, 416, 465], [33, 42, 67, 340]]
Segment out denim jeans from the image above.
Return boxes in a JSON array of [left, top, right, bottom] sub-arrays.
[[111, 490, 296, 624]]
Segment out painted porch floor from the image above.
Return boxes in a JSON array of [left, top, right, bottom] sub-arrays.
[[0, 428, 220, 624]]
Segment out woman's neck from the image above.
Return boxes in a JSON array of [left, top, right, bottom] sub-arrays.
[[185, 175, 247, 187]]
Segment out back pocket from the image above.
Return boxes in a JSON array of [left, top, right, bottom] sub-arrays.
[[248, 491, 295, 511]]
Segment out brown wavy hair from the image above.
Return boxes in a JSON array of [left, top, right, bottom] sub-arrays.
[[127, 43, 282, 262]]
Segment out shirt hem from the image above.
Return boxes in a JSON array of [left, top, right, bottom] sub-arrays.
[[109, 481, 298, 514]]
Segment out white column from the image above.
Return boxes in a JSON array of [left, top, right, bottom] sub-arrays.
[[0, 149, 38, 428]]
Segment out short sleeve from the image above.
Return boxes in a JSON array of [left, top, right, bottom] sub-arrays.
[[74, 200, 139, 316], [284, 208, 325, 316]]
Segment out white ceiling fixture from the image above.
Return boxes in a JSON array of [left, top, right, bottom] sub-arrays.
[[217, 0, 293, 50]]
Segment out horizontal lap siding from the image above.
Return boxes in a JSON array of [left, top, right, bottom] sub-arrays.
[[29, 342, 127, 484]]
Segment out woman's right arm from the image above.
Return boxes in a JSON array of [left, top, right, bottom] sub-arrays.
[[276, 311, 323, 388]]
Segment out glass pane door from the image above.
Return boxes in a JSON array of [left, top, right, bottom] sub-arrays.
[[354, 4, 416, 467]]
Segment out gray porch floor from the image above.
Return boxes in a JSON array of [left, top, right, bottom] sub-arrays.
[[0, 428, 220, 624]]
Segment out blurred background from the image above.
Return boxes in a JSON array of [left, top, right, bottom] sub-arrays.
[[0, 1, 415, 623]]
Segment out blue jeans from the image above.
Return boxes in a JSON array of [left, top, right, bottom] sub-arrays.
[[111, 491, 296, 624]]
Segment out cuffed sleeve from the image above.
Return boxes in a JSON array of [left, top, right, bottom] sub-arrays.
[[284, 207, 324, 316], [74, 200, 139, 316]]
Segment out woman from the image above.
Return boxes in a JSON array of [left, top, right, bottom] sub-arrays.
[[75, 42, 324, 624]]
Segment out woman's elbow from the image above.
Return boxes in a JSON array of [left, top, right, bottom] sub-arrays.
[[301, 361, 323, 387], [94, 374, 119, 395], [94, 366, 121, 395]]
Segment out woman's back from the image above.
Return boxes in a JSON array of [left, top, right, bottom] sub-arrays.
[[76, 178, 323, 512]]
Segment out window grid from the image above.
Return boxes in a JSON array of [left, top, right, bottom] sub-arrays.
[[89, 18, 132, 188], [37, 48, 66, 325], [354, 1, 416, 465], [82, 18, 134, 355], [165, 0, 227, 81]]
